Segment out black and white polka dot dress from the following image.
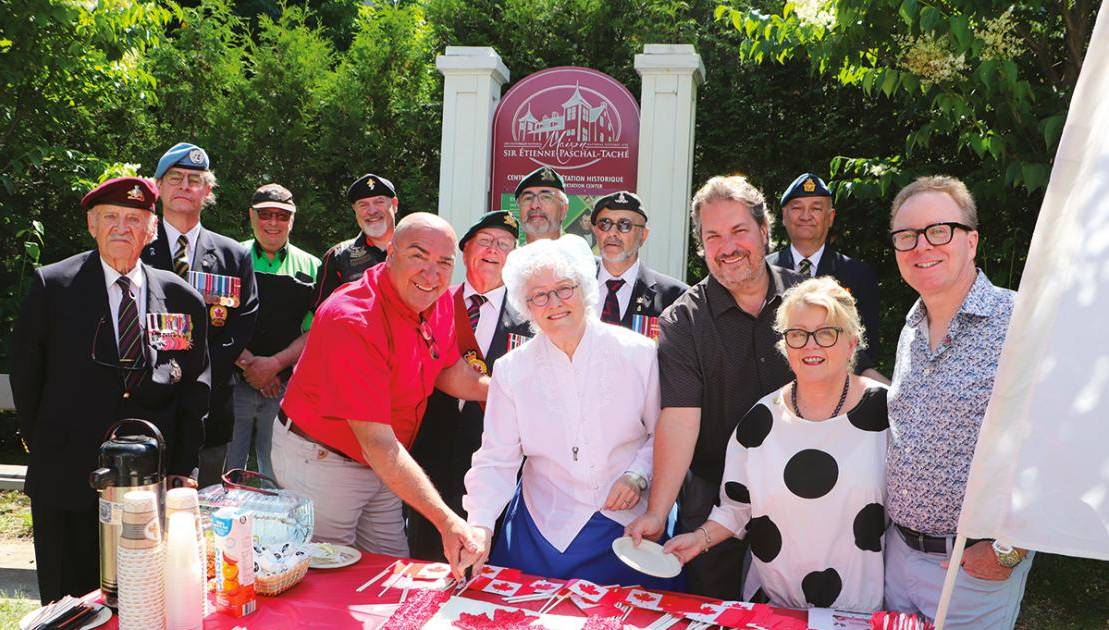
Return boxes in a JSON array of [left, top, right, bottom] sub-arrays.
[[708, 385, 889, 612]]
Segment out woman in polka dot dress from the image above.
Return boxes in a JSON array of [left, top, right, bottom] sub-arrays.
[[664, 277, 889, 612]]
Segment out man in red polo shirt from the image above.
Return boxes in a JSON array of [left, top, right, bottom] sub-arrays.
[[272, 212, 487, 574]]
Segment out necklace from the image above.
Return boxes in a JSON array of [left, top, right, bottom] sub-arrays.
[[791, 373, 851, 420]]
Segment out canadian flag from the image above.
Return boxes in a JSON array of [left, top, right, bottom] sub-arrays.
[[414, 563, 451, 580], [565, 579, 609, 603], [526, 579, 562, 596], [623, 588, 663, 610], [481, 579, 523, 597], [682, 601, 764, 626]]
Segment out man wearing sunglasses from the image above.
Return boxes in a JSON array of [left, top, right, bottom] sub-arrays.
[[515, 166, 569, 243], [884, 176, 1031, 629], [12, 177, 211, 603], [229, 184, 321, 479], [408, 211, 533, 560], [590, 191, 688, 337], [768, 173, 885, 383], [144, 142, 259, 488]]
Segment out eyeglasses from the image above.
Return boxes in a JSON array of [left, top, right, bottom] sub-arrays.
[[595, 218, 646, 233], [526, 283, 578, 307], [163, 172, 205, 188], [418, 317, 439, 360], [255, 209, 293, 222], [782, 326, 843, 349], [890, 222, 974, 251], [518, 191, 559, 205], [473, 235, 515, 252]]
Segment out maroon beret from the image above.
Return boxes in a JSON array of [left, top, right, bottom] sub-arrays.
[[81, 177, 159, 212]]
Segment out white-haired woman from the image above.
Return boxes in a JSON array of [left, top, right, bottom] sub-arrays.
[[664, 277, 888, 612], [462, 234, 671, 587]]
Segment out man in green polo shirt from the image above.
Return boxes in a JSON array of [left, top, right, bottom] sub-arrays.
[[230, 183, 321, 478]]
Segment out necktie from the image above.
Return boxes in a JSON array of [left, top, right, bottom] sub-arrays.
[[116, 276, 145, 393], [798, 258, 813, 277], [601, 279, 625, 324], [173, 234, 190, 279], [467, 294, 487, 331]]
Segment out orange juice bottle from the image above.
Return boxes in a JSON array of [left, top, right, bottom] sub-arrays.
[[213, 508, 256, 617]]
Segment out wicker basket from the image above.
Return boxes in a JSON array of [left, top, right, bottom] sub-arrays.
[[255, 557, 310, 596]]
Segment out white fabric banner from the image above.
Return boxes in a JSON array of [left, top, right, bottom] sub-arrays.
[[956, 3, 1109, 560]]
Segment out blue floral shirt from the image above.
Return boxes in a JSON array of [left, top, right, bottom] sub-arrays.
[[886, 271, 1015, 535]]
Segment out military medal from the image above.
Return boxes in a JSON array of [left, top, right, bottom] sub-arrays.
[[630, 314, 661, 341], [506, 333, 531, 352], [187, 270, 241, 307], [168, 358, 182, 384], [209, 304, 228, 327], [463, 349, 488, 375], [146, 312, 193, 350]]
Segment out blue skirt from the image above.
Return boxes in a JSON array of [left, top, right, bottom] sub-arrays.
[[489, 491, 679, 591]]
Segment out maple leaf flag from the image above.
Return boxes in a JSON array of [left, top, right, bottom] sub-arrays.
[[481, 579, 522, 597], [527, 579, 561, 595], [624, 588, 663, 610], [565, 579, 609, 603], [414, 563, 451, 580]]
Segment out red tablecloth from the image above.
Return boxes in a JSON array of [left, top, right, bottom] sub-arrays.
[[96, 553, 811, 629]]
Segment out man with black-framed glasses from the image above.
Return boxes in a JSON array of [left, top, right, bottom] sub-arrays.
[[884, 176, 1032, 629], [515, 166, 569, 243], [12, 177, 210, 604], [590, 190, 687, 338]]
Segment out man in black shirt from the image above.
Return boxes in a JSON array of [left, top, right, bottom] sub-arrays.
[[627, 175, 803, 600]]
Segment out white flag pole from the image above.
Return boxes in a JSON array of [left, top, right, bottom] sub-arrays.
[[933, 533, 968, 630]]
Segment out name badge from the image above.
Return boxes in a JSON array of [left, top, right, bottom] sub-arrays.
[[630, 314, 661, 341], [187, 270, 241, 307], [146, 312, 193, 350]]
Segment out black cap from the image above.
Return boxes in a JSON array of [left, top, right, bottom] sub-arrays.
[[250, 183, 296, 212], [591, 190, 646, 224], [346, 173, 396, 203], [459, 211, 520, 251], [514, 166, 565, 198], [780, 172, 832, 207]]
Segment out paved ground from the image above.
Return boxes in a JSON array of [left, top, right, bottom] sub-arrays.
[[0, 540, 37, 600]]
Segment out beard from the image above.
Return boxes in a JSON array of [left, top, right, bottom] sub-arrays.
[[361, 218, 388, 239]]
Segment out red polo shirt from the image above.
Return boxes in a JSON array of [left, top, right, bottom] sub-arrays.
[[281, 263, 460, 464]]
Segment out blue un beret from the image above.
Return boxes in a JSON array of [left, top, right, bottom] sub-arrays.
[[780, 172, 832, 207], [154, 142, 210, 180]]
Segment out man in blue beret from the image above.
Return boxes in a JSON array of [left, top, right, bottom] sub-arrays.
[[12, 177, 210, 603], [144, 142, 260, 486], [590, 191, 688, 338], [515, 166, 568, 243], [767, 173, 887, 382], [312, 173, 398, 309]]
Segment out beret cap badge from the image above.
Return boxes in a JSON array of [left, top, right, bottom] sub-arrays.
[[802, 178, 817, 193], [127, 185, 144, 201]]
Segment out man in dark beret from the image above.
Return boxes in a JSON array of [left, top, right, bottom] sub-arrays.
[[590, 191, 688, 339], [767, 172, 886, 381], [312, 173, 399, 309], [408, 211, 533, 560], [11, 177, 211, 603], [515, 166, 568, 244], [143, 141, 259, 487]]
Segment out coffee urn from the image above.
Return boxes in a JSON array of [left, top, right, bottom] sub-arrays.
[[89, 419, 165, 608]]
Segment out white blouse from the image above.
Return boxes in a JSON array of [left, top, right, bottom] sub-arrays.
[[463, 318, 660, 552]]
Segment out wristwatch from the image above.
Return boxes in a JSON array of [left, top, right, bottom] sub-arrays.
[[991, 540, 1022, 568], [624, 471, 648, 492]]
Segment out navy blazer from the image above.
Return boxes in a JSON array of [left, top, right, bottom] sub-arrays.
[[596, 258, 690, 327], [11, 252, 211, 509], [767, 246, 882, 370], [143, 221, 258, 445]]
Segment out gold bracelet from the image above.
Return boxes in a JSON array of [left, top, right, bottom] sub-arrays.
[[697, 526, 712, 553]]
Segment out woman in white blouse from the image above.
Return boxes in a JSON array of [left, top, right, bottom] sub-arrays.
[[462, 234, 671, 587], [664, 277, 889, 612]]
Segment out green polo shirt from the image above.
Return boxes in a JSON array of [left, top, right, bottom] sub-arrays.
[[242, 239, 322, 331]]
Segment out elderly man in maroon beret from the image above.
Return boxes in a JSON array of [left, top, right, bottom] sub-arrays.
[[11, 177, 211, 603]]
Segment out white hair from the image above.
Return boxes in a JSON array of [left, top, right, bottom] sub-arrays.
[[503, 234, 599, 323]]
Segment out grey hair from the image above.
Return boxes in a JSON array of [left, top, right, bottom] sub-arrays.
[[502, 234, 599, 324], [201, 170, 218, 209], [690, 175, 773, 254]]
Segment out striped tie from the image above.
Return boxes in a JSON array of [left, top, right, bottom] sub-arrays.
[[601, 279, 625, 324], [173, 235, 190, 279], [116, 276, 145, 393], [798, 258, 813, 277], [467, 294, 487, 331]]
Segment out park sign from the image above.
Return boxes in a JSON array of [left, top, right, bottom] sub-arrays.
[[491, 66, 639, 238]]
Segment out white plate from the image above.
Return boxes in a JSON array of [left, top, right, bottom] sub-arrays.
[[20, 602, 111, 630], [308, 542, 362, 569], [611, 535, 682, 578]]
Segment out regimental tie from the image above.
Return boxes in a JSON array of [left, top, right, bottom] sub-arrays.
[[173, 234, 190, 279], [798, 258, 813, 277], [601, 279, 625, 324], [467, 294, 487, 332], [116, 276, 145, 393]]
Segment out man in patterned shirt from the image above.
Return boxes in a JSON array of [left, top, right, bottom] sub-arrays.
[[885, 176, 1032, 629]]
